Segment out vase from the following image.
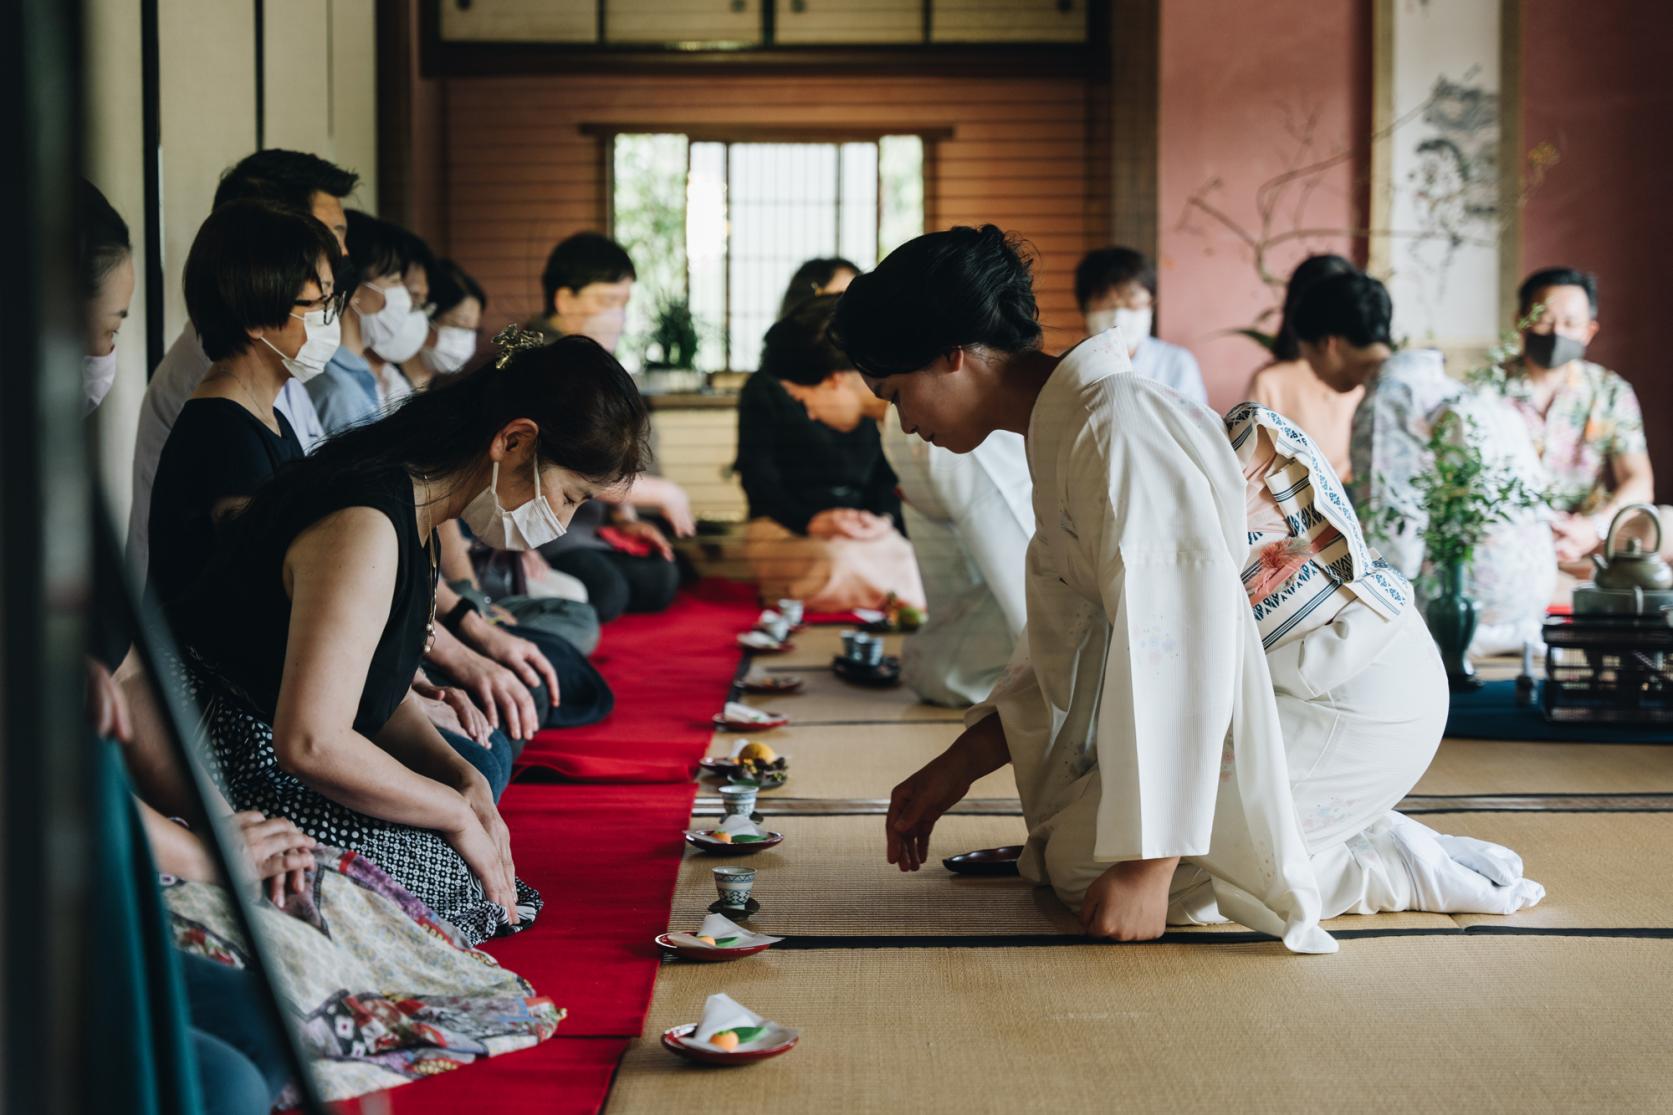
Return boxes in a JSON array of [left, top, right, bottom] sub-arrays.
[[1425, 563, 1483, 691]]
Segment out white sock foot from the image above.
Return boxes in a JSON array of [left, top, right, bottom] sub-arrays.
[[1389, 815, 1545, 915]]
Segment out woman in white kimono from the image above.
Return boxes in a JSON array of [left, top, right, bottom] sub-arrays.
[[881, 420, 1034, 706], [831, 227, 1543, 953]]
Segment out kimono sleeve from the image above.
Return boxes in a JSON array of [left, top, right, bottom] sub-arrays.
[[1068, 436, 1244, 863]]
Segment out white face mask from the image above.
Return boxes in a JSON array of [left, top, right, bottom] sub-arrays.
[[1084, 308, 1117, 335], [260, 308, 341, 383], [82, 348, 118, 415], [1112, 307, 1153, 354], [459, 459, 567, 551], [422, 324, 479, 375], [359, 283, 431, 364]]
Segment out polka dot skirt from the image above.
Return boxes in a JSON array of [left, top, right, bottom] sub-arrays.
[[166, 650, 542, 946]]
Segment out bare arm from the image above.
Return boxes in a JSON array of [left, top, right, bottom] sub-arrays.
[[270, 506, 473, 832], [885, 713, 1012, 872], [436, 519, 479, 587], [1604, 451, 1656, 515], [373, 689, 485, 794]]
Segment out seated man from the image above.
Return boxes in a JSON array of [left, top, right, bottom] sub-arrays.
[[1293, 270, 1554, 654], [1074, 246, 1206, 404], [1245, 253, 1363, 478], [128, 148, 353, 586], [305, 210, 433, 434], [880, 419, 1033, 706], [738, 294, 925, 612], [528, 232, 686, 619], [1492, 267, 1663, 565]]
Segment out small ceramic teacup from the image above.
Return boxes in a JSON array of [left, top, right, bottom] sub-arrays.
[[776, 599, 804, 626], [718, 784, 758, 817], [713, 866, 757, 909], [840, 630, 861, 659], [851, 632, 883, 665]]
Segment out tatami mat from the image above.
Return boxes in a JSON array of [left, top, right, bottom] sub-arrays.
[[737, 665, 959, 725], [667, 814, 1455, 939], [1415, 739, 1673, 795], [746, 626, 906, 670], [608, 937, 1673, 1114], [699, 722, 1015, 802], [1435, 811, 1673, 929]]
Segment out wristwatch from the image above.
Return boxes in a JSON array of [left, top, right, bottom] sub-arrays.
[[442, 595, 481, 634]]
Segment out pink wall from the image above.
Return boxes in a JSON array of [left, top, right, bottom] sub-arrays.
[[1156, 0, 1370, 412], [1521, 0, 1673, 500]]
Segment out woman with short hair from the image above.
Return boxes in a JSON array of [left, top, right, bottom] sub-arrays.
[[835, 226, 1543, 953]]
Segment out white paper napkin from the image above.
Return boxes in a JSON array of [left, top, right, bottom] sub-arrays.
[[715, 813, 764, 837], [737, 631, 785, 650], [692, 992, 773, 1047], [853, 608, 885, 624], [755, 608, 783, 628], [666, 913, 784, 953], [721, 701, 781, 724]]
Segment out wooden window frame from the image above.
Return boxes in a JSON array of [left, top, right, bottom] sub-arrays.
[[421, 0, 1102, 78], [596, 124, 941, 370]]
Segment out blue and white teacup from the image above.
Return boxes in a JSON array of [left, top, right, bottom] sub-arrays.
[[718, 784, 758, 817], [713, 866, 757, 909]]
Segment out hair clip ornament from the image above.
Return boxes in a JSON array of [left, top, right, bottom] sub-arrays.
[[491, 323, 547, 369]]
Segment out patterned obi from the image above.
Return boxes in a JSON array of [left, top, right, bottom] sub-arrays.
[[1225, 402, 1410, 650]]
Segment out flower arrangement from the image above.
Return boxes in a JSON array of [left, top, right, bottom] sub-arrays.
[[1379, 409, 1545, 580]]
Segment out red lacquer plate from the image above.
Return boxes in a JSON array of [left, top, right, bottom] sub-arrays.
[[741, 674, 805, 694], [661, 1023, 799, 1064], [712, 712, 789, 731], [653, 933, 778, 962], [684, 829, 785, 855]]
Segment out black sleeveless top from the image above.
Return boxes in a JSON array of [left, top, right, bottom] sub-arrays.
[[169, 466, 435, 736]]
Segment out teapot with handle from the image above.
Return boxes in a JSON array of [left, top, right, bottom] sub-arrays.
[[1590, 504, 1673, 591]]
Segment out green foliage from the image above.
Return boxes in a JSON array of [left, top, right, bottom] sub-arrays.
[[1463, 302, 1544, 393], [1377, 409, 1544, 574], [647, 296, 700, 369]]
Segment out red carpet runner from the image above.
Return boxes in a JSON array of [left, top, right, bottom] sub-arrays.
[[362, 582, 760, 1114]]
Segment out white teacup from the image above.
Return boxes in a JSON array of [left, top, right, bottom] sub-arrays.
[[713, 866, 757, 908], [718, 784, 759, 817]]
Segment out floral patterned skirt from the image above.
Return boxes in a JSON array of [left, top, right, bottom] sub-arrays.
[[165, 847, 562, 1102]]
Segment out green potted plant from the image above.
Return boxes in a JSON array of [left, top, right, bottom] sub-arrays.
[[1379, 409, 1544, 690], [647, 296, 700, 372]]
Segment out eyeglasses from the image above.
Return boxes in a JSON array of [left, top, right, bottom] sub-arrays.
[[294, 288, 350, 325]]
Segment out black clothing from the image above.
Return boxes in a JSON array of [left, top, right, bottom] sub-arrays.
[[545, 548, 680, 622], [733, 372, 902, 535], [146, 398, 304, 608], [170, 465, 432, 738]]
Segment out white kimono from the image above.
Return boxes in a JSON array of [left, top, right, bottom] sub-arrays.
[[883, 422, 1034, 706], [969, 334, 1541, 955]]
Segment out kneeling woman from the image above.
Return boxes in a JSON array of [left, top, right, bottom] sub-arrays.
[[834, 227, 1542, 953], [166, 330, 650, 943]]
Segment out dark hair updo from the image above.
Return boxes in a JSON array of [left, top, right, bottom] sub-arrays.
[[222, 333, 653, 552], [1289, 271, 1394, 350], [1271, 254, 1357, 361], [759, 294, 852, 387], [777, 256, 861, 320], [829, 225, 1042, 378]]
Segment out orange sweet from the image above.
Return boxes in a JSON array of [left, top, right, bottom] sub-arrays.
[[709, 831, 733, 843], [695, 934, 717, 946], [710, 1031, 740, 1052]]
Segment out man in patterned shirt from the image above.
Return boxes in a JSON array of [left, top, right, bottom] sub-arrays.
[[1498, 267, 1658, 564]]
